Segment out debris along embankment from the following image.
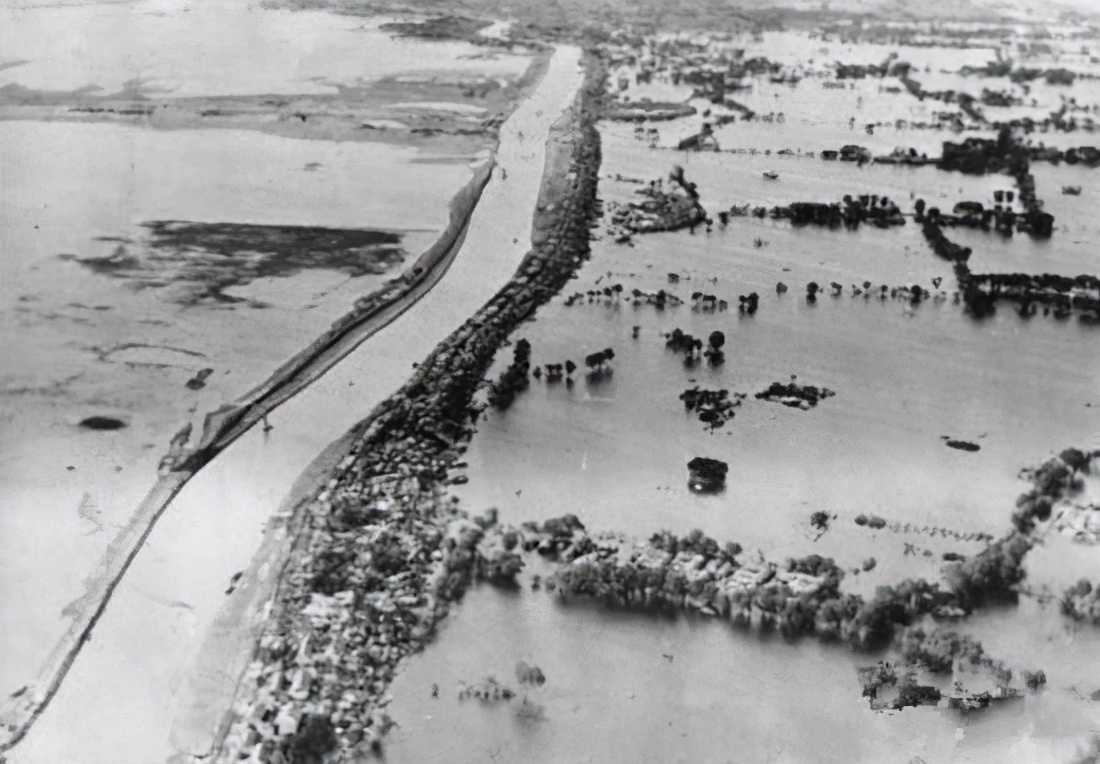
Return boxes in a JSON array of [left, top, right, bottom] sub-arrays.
[[207, 51, 605, 762]]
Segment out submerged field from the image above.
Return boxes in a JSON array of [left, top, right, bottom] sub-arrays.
[[0, 0, 540, 713], [4, 5, 1100, 764], [379, 26, 1100, 763]]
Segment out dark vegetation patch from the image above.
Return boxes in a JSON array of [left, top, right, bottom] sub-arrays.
[[488, 339, 532, 410], [185, 368, 215, 390], [379, 14, 492, 40], [755, 378, 835, 409], [859, 628, 1032, 712], [65, 222, 407, 304], [1062, 579, 1100, 624], [679, 386, 744, 429], [79, 416, 126, 431], [687, 456, 728, 493]]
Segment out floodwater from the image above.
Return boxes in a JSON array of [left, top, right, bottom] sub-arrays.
[[0, 118, 468, 700], [384, 580, 1100, 763], [0, 0, 530, 97], [7, 43, 584, 764], [0, 0, 529, 715], [383, 125, 1100, 760]]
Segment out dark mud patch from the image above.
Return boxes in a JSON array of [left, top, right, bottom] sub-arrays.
[[379, 15, 492, 41], [943, 437, 981, 452], [65, 222, 408, 305], [79, 416, 127, 431]]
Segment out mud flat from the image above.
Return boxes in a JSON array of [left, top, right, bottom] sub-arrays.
[[5, 43, 584, 764], [0, 4, 531, 98]]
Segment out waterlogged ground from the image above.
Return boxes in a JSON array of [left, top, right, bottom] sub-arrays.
[[0, 2, 529, 98], [384, 582, 1100, 763], [0, 117, 466, 698], [0, 0, 536, 705], [383, 28, 1100, 763]]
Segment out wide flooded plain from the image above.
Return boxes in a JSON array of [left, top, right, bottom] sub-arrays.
[[382, 26, 1100, 763], [4, 5, 1100, 764], [0, 0, 536, 714]]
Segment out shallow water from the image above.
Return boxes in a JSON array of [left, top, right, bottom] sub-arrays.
[[396, 124, 1100, 760], [0, 118, 471, 698], [0, 0, 530, 98], [450, 134, 1100, 556], [7, 44, 585, 764], [384, 580, 1099, 763]]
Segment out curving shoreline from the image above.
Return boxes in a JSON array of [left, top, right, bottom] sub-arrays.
[[0, 159, 492, 757], [204, 48, 604, 763], [0, 53, 543, 756]]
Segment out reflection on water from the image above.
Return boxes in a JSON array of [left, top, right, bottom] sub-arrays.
[[385, 580, 1097, 763]]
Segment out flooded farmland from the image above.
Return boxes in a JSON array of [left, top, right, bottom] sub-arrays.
[[0, 0, 543, 741], [3, 1, 1100, 763]]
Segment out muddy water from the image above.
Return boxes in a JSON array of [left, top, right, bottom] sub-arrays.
[[382, 129, 1100, 760], [384, 579, 1100, 763], [8, 44, 583, 764], [0, 1, 530, 98], [0, 117, 469, 702]]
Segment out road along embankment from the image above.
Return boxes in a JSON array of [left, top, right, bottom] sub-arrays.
[[6, 44, 585, 764], [0, 159, 492, 755], [203, 49, 606, 763]]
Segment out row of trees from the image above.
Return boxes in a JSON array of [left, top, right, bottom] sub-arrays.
[[488, 338, 533, 410]]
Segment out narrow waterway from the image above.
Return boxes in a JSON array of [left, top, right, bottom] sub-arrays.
[[8, 43, 584, 764]]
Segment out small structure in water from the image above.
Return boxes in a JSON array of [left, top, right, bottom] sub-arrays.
[[687, 457, 728, 493], [763, 170, 779, 180]]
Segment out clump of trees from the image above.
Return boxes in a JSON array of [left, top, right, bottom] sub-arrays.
[[665, 328, 705, 366], [563, 284, 624, 307], [705, 330, 725, 365], [1012, 448, 1093, 532], [688, 457, 728, 493], [943, 437, 980, 452], [631, 287, 683, 309], [948, 533, 1033, 604], [584, 348, 615, 377], [680, 386, 744, 429], [855, 514, 888, 529], [1062, 579, 1100, 624], [536, 359, 577, 383], [459, 677, 516, 702], [489, 339, 532, 410], [920, 219, 973, 264], [755, 377, 836, 410]]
